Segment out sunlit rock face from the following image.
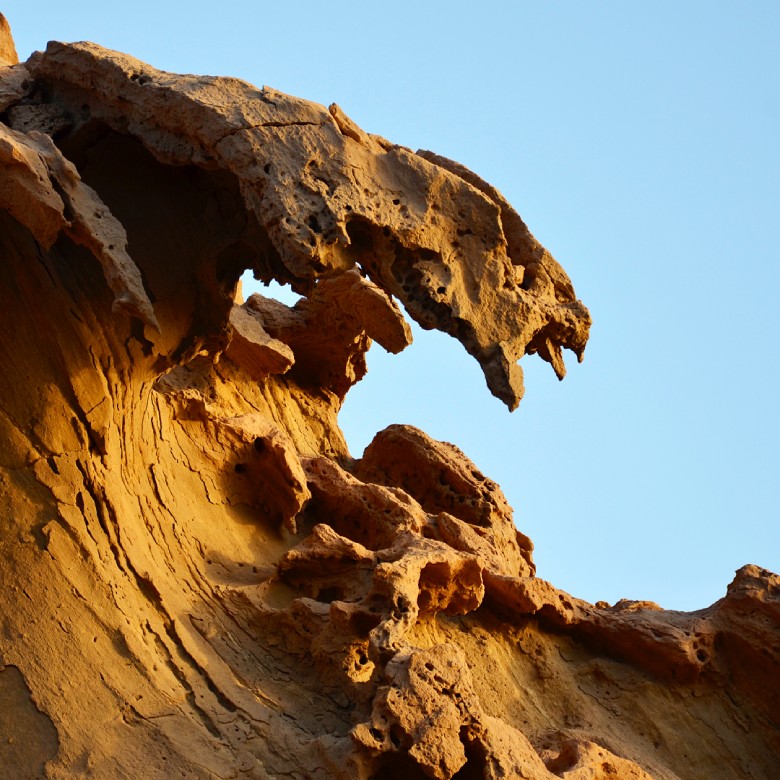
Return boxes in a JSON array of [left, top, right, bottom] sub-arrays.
[[0, 15, 777, 780]]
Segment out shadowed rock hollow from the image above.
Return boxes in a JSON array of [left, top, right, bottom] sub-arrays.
[[0, 17, 777, 780]]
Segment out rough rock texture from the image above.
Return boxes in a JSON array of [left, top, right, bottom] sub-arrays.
[[0, 17, 777, 780]]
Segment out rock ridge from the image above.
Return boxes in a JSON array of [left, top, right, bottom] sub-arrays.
[[0, 16, 776, 780]]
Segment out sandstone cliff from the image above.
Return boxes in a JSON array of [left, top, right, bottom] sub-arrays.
[[0, 17, 777, 780]]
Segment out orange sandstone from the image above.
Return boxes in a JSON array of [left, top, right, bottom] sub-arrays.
[[0, 15, 776, 780]]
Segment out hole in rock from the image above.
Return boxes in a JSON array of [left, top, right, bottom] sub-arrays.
[[344, 219, 375, 255], [351, 610, 382, 633], [239, 270, 302, 307], [388, 725, 404, 749], [370, 751, 427, 780], [339, 319, 491, 457], [452, 726, 489, 779], [53, 122, 298, 359], [543, 740, 579, 774], [316, 586, 343, 603]]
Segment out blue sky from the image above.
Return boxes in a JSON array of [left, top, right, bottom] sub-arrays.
[[7, 2, 779, 610]]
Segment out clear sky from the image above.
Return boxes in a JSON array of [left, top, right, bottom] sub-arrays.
[[6, 2, 779, 611]]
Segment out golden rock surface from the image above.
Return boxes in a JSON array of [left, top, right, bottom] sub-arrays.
[[0, 16, 776, 780]]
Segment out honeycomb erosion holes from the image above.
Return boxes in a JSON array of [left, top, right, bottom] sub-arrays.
[[0, 16, 778, 780]]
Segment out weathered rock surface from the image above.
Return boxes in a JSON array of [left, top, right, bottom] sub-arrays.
[[0, 16, 776, 780]]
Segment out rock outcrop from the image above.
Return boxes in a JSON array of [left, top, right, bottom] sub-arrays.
[[0, 16, 776, 780]]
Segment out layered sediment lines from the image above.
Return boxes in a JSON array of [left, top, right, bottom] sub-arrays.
[[0, 18, 776, 779]]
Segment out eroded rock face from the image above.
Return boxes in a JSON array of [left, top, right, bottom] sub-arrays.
[[0, 16, 776, 780]]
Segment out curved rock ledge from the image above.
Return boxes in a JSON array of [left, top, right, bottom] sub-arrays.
[[0, 17, 776, 780]]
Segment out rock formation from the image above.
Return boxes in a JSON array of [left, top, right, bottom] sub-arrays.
[[0, 16, 777, 779]]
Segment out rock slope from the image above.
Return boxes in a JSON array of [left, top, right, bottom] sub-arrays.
[[0, 17, 777, 780]]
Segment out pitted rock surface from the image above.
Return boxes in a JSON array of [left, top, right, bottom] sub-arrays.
[[0, 15, 776, 780]]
